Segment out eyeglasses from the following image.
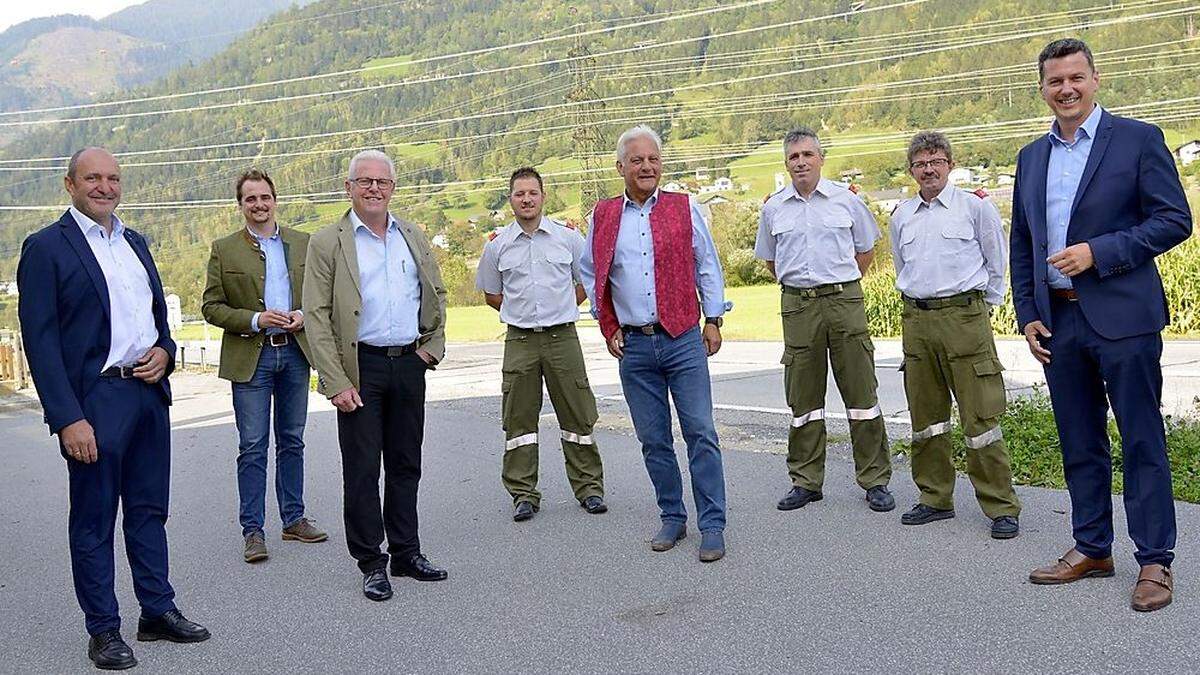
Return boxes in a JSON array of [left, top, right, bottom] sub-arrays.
[[909, 158, 949, 170], [351, 177, 395, 189]]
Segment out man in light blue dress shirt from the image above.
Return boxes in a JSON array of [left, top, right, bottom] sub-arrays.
[[581, 125, 731, 563]]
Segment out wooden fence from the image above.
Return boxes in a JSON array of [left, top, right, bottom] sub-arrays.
[[0, 329, 30, 390]]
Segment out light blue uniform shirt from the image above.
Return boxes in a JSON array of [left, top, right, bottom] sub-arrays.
[[248, 225, 292, 334], [755, 178, 880, 288], [351, 210, 421, 346], [581, 190, 728, 326], [475, 217, 584, 329], [1045, 103, 1103, 290], [70, 207, 158, 371]]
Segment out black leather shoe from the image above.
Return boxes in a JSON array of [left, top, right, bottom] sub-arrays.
[[136, 609, 211, 643], [513, 501, 537, 522], [581, 495, 608, 514], [362, 569, 393, 601], [866, 486, 896, 512], [390, 553, 448, 581], [901, 503, 955, 525], [991, 515, 1020, 539], [88, 630, 137, 670], [777, 486, 823, 511]]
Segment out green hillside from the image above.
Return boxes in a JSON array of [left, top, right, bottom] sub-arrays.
[[0, 0, 1198, 324]]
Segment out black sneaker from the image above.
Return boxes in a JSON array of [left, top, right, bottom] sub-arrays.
[[991, 515, 1020, 539], [513, 501, 537, 522], [900, 503, 955, 525]]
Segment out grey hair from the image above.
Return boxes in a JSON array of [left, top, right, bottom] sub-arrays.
[[348, 149, 395, 180], [615, 125, 663, 163], [783, 127, 824, 157], [907, 131, 953, 165]]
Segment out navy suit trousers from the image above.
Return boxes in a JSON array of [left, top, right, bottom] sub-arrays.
[[67, 377, 176, 635], [1043, 297, 1176, 567]]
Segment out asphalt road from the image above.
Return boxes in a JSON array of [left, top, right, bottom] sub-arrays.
[[1, 357, 1196, 673]]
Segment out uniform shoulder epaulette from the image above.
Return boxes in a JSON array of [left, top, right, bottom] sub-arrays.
[[553, 218, 576, 230], [973, 188, 989, 199], [763, 184, 787, 204], [848, 183, 861, 194], [487, 230, 499, 241]]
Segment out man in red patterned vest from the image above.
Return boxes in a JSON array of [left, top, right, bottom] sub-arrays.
[[581, 125, 731, 563]]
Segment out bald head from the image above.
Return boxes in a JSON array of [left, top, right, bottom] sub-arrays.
[[64, 147, 122, 228]]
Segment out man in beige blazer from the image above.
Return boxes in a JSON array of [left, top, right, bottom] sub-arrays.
[[303, 149, 448, 602]]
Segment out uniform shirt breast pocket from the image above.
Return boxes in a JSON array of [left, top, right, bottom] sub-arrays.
[[544, 244, 574, 281], [769, 213, 795, 237], [940, 223, 978, 271], [497, 247, 529, 290], [897, 224, 922, 265], [822, 216, 854, 251]]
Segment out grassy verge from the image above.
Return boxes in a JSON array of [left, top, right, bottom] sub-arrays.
[[891, 387, 1200, 504]]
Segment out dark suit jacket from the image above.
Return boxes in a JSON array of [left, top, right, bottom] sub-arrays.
[[1010, 110, 1193, 340], [201, 225, 312, 383], [17, 210, 176, 434]]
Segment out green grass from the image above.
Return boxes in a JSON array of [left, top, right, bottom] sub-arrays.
[[891, 387, 1200, 504], [360, 55, 415, 80]]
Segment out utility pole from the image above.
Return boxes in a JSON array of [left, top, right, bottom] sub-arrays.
[[565, 22, 608, 221]]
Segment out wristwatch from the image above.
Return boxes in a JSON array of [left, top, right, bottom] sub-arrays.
[[705, 317, 723, 328]]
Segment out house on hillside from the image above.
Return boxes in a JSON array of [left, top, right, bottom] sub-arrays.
[[430, 233, 449, 250], [713, 177, 734, 191], [699, 194, 731, 206], [996, 173, 1016, 186], [774, 172, 788, 191], [839, 168, 864, 182], [694, 167, 711, 181], [948, 166, 975, 185], [1175, 140, 1200, 166], [2, 280, 17, 296], [663, 181, 687, 193], [864, 188, 907, 213]]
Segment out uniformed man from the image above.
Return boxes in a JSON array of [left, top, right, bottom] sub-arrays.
[[755, 127, 894, 514], [475, 167, 606, 522], [890, 131, 1022, 539]]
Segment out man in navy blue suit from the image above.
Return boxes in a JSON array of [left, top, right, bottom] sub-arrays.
[[18, 148, 210, 669], [1010, 40, 1192, 612]]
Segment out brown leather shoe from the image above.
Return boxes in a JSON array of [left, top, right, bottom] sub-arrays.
[[1029, 548, 1115, 585], [282, 518, 328, 543], [1131, 564, 1173, 612]]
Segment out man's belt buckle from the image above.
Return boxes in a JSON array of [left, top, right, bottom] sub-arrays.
[[914, 298, 933, 310], [637, 325, 656, 335], [531, 326, 546, 333], [117, 365, 135, 379], [386, 345, 405, 357], [268, 333, 289, 347]]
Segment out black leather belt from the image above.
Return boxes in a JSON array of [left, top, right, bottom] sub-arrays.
[[359, 342, 418, 357], [902, 290, 982, 310], [266, 333, 290, 347], [100, 365, 137, 378], [621, 323, 666, 335], [511, 322, 574, 333]]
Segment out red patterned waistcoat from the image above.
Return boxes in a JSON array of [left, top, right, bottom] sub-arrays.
[[590, 191, 700, 340]]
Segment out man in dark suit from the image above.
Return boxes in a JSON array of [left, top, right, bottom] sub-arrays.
[[1010, 39, 1192, 612], [18, 148, 210, 670]]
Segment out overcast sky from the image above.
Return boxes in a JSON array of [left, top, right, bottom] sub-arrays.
[[0, 1, 144, 33]]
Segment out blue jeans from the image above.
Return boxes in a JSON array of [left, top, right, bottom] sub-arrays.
[[618, 326, 727, 533], [231, 340, 310, 536]]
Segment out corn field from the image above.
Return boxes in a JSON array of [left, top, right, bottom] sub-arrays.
[[862, 232, 1200, 338]]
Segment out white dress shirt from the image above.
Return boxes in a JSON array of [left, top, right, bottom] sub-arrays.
[[351, 210, 422, 346], [71, 207, 159, 370]]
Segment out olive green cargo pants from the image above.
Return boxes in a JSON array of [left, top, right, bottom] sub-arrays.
[[781, 281, 891, 491], [500, 323, 604, 507], [900, 292, 1020, 518]]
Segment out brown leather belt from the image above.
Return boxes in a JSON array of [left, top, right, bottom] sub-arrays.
[[359, 342, 418, 357], [1050, 288, 1079, 301]]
